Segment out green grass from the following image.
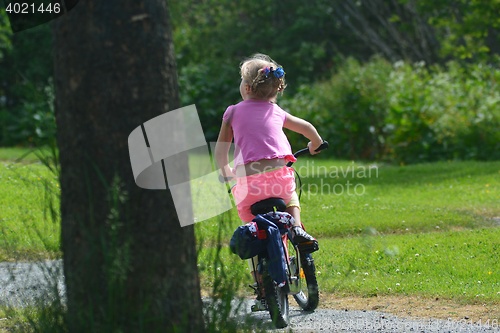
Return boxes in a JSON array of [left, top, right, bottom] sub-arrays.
[[0, 151, 60, 261], [196, 159, 500, 303], [196, 160, 500, 240], [198, 227, 500, 304], [298, 160, 499, 237], [0, 147, 44, 164], [315, 227, 500, 303], [1, 146, 499, 305], [0, 303, 66, 333]]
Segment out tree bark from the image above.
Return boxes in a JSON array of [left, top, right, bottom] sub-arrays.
[[52, 1, 204, 332]]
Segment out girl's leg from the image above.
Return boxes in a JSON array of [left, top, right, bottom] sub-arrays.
[[248, 256, 260, 282], [248, 256, 266, 302], [285, 191, 302, 227], [286, 205, 302, 228], [286, 194, 317, 246]]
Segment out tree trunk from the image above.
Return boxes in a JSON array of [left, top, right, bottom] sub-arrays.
[[52, 1, 204, 332]]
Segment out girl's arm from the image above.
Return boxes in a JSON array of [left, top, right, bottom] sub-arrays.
[[214, 121, 236, 178], [284, 114, 323, 154]]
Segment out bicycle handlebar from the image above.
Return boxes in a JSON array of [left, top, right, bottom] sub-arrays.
[[286, 140, 329, 167]]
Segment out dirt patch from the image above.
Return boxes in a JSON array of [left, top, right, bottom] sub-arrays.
[[319, 293, 499, 324]]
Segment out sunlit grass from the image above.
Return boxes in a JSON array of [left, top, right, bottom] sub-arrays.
[[297, 160, 499, 237], [195, 159, 500, 303], [315, 227, 500, 303], [195, 160, 500, 240], [0, 147, 44, 164], [1, 146, 499, 304], [0, 161, 60, 261]]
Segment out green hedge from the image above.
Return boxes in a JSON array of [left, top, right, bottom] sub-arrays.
[[281, 57, 500, 163]]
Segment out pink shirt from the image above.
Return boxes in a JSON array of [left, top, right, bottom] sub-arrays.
[[223, 100, 295, 167]]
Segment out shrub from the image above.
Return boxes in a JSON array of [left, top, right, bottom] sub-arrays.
[[283, 57, 392, 160], [282, 57, 500, 163]]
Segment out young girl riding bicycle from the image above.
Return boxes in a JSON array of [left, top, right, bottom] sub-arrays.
[[215, 53, 324, 247]]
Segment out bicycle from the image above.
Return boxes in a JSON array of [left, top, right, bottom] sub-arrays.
[[228, 141, 328, 328]]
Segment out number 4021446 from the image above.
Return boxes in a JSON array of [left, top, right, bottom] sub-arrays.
[[5, 2, 61, 14]]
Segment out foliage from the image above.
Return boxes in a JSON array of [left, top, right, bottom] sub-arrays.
[[330, 0, 440, 64], [283, 57, 393, 159], [282, 57, 500, 162], [0, 9, 12, 60], [387, 59, 500, 162], [1, 0, 499, 149], [413, 0, 500, 61], [169, 0, 500, 146], [177, 61, 239, 140], [0, 21, 54, 147], [170, 0, 363, 141]]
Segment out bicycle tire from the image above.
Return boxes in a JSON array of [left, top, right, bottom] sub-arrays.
[[262, 260, 289, 328], [293, 253, 319, 311]]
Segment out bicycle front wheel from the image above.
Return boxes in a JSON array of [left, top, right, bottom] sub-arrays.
[[293, 252, 319, 311]]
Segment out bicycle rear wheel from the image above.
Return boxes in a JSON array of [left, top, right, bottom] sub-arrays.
[[261, 260, 289, 328]]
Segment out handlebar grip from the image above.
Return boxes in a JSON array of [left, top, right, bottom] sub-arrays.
[[315, 141, 329, 152], [294, 141, 329, 157], [218, 174, 234, 183]]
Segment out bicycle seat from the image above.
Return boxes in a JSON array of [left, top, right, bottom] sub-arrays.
[[250, 198, 287, 215]]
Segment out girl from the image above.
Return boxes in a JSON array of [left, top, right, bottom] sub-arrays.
[[215, 53, 324, 245]]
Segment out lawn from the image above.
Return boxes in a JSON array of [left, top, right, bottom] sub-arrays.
[[1, 147, 499, 305], [0, 147, 47, 164], [195, 159, 499, 240], [316, 228, 500, 303], [0, 148, 60, 261], [196, 158, 500, 304]]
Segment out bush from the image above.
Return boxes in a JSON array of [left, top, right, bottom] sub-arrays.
[[386, 60, 500, 162], [178, 62, 240, 142], [0, 22, 55, 147], [281, 57, 500, 163], [0, 80, 56, 147]]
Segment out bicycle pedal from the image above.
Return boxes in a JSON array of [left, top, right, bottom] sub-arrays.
[[297, 240, 319, 253], [251, 300, 268, 312]]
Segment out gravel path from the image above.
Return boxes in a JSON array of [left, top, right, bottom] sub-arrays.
[[229, 300, 500, 332], [0, 260, 65, 307], [1, 261, 499, 332]]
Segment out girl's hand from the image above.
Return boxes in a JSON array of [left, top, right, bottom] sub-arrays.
[[220, 165, 236, 181], [308, 141, 323, 155]]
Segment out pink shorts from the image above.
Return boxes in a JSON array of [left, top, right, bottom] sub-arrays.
[[232, 166, 297, 222]]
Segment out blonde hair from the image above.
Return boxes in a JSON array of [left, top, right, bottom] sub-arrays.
[[240, 53, 287, 100]]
